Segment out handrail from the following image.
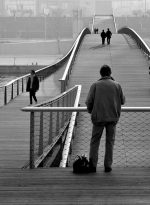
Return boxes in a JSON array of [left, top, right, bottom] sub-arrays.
[[21, 85, 82, 169], [22, 106, 150, 112], [118, 27, 150, 58], [0, 32, 80, 106], [34, 85, 81, 107], [59, 85, 82, 168], [22, 105, 150, 168], [59, 28, 91, 93]]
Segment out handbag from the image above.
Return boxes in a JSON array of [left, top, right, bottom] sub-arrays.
[[73, 155, 90, 174]]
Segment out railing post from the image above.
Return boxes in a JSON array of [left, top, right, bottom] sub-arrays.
[[61, 98, 65, 127], [4, 86, 7, 105], [17, 80, 19, 96], [39, 111, 44, 157], [48, 109, 53, 145], [30, 111, 35, 169], [56, 101, 60, 135], [22, 78, 24, 93], [66, 93, 69, 120], [11, 84, 13, 100], [60, 80, 65, 93]]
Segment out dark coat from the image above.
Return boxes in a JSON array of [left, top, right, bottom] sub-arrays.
[[101, 31, 106, 39], [26, 75, 39, 92], [106, 30, 112, 39], [85, 76, 125, 123]]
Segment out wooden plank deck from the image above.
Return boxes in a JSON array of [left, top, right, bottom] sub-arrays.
[[0, 65, 66, 168], [0, 167, 150, 205]]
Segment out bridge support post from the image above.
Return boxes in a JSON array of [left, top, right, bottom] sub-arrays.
[[4, 86, 7, 105], [30, 112, 35, 169], [59, 79, 66, 93]]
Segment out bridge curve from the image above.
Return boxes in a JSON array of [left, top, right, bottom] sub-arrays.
[[68, 33, 150, 106], [66, 33, 150, 167], [0, 30, 150, 169]]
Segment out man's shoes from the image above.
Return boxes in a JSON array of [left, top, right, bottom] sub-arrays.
[[88, 166, 96, 173], [104, 167, 112, 173]]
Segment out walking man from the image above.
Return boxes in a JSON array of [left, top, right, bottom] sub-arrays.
[[100, 30, 106, 45], [85, 65, 125, 173], [26, 70, 39, 105], [106, 28, 112, 45]]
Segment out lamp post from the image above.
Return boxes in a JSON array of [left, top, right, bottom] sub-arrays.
[[145, 0, 147, 15], [43, 8, 49, 40]]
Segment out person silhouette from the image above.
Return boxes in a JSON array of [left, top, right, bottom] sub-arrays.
[[100, 30, 106, 45], [26, 70, 39, 105], [85, 65, 125, 173], [106, 28, 112, 45]]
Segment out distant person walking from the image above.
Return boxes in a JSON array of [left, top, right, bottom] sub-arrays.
[[85, 65, 125, 173], [26, 70, 39, 105], [106, 28, 112, 45], [100, 30, 106, 45]]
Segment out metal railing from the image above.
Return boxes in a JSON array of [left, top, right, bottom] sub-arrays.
[[59, 28, 91, 93], [60, 107, 150, 168], [118, 27, 150, 59], [22, 102, 150, 169], [0, 74, 45, 106], [0, 30, 82, 107], [22, 85, 81, 169]]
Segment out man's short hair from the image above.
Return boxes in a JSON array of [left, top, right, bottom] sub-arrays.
[[100, 65, 111, 77], [31, 70, 35, 74]]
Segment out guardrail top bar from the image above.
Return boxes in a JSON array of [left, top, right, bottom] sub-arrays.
[[118, 27, 150, 55], [0, 28, 82, 89], [22, 106, 150, 112]]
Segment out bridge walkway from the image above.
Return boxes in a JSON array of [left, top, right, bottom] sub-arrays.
[[0, 65, 65, 168], [0, 33, 150, 204], [67, 34, 150, 167], [1, 167, 150, 204]]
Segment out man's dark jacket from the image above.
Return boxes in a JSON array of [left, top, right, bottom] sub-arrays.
[[26, 75, 39, 92]]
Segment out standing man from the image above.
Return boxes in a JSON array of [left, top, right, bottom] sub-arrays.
[[100, 30, 106, 45], [85, 65, 125, 173], [106, 28, 112, 45], [26, 70, 39, 105]]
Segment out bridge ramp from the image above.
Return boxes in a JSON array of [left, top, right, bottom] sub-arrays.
[[0, 65, 65, 168], [68, 34, 150, 106], [68, 33, 150, 167]]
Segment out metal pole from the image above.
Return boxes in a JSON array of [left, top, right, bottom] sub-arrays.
[[44, 15, 46, 40], [145, 0, 147, 15], [4, 86, 7, 105], [11, 84, 14, 100], [39, 112, 44, 156], [17, 80, 19, 96], [30, 112, 35, 169]]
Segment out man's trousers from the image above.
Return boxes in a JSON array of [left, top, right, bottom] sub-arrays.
[[89, 122, 117, 168]]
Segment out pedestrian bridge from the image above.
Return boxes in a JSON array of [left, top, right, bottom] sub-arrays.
[[0, 25, 150, 203]]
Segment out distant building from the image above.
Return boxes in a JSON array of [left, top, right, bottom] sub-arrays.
[[0, 0, 95, 17], [0, 0, 5, 16]]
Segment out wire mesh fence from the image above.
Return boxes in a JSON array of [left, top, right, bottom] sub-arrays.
[[22, 85, 80, 168], [69, 110, 150, 168]]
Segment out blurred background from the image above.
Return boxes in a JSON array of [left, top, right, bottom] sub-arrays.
[[0, 0, 150, 84]]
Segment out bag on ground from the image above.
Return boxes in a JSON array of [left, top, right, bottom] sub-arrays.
[[73, 155, 89, 173]]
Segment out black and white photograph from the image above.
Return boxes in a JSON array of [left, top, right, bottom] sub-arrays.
[[0, 0, 150, 204]]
